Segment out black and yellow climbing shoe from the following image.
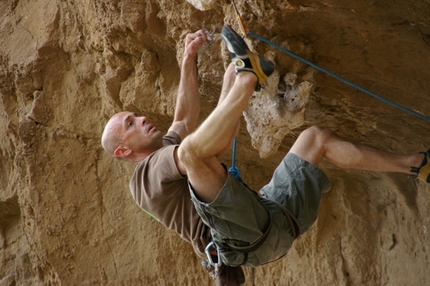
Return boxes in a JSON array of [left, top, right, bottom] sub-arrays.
[[221, 24, 275, 90], [410, 149, 430, 183]]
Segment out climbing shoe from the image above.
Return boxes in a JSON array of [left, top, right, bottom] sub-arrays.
[[221, 24, 275, 90], [410, 149, 430, 183]]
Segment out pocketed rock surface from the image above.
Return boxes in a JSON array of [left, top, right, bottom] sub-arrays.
[[1, 0, 430, 285]]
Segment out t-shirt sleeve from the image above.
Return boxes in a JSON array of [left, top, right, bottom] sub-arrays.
[[153, 145, 183, 183], [130, 145, 190, 228], [129, 135, 209, 257], [163, 131, 181, 146]]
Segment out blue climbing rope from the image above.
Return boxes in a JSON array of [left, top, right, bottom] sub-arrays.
[[227, 2, 430, 184], [247, 32, 430, 123], [228, 137, 243, 182]]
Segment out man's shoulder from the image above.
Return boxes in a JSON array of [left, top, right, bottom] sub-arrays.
[[130, 144, 176, 187], [163, 130, 181, 146], [136, 144, 176, 169], [130, 143, 184, 197]]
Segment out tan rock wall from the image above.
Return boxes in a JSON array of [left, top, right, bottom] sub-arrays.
[[1, 0, 430, 285]]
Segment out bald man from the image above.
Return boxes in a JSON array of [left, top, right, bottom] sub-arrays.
[[102, 25, 430, 285]]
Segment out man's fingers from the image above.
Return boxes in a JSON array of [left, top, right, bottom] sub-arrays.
[[186, 29, 213, 45], [183, 29, 214, 57], [195, 29, 213, 42]]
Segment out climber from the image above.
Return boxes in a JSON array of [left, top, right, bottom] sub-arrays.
[[101, 25, 430, 285]]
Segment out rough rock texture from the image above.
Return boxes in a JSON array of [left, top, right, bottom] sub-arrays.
[[1, 0, 430, 285]]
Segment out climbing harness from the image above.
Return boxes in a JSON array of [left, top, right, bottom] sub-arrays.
[[229, 1, 430, 124]]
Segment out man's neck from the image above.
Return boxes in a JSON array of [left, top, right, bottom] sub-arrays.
[[131, 146, 162, 163]]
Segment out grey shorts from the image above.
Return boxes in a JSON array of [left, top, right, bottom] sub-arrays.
[[189, 152, 331, 267]]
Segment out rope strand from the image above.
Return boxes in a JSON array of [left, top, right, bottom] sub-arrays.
[[247, 31, 430, 123], [228, 137, 243, 182]]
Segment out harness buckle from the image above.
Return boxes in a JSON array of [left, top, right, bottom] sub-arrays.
[[205, 242, 223, 285], [205, 241, 222, 267]]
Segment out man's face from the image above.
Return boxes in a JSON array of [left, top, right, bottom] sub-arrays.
[[111, 111, 163, 154]]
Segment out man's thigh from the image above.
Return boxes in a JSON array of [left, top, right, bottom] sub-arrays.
[[177, 144, 227, 203], [260, 152, 331, 233]]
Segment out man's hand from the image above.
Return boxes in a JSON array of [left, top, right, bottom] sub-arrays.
[[183, 30, 213, 60], [169, 30, 212, 141]]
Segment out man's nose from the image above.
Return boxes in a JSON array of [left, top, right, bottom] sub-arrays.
[[139, 116, 147, 125]]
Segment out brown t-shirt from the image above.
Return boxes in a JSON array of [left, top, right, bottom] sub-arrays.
[[129, 131, 209, 257]]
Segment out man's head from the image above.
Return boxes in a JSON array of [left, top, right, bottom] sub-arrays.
[[101, 111, 164, 162]]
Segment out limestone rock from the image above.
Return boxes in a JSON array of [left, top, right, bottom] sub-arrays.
[[1, 0, 430, 285], [186, 0, 218, 11]]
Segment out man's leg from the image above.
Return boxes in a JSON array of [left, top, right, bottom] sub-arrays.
[[219, 63, 236, 102], [178, 24, 275, 203], [179, 71, 257, 203], [215, 63, 240, 157], [290, 126, 424, 174]]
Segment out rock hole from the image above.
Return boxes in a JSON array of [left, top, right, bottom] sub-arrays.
[[389, 234, 397, 251]]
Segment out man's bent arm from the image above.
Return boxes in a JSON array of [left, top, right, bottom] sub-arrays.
[[169, 30, 211, 140]]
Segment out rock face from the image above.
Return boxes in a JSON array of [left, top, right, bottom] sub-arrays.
[[1, 0, 430, 285]]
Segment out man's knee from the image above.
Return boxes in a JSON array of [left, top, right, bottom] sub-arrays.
[[178, 135, 212, 169], [178, 137, 197, 167], [290, 126, 335, 165], [302, 126, 334, 146]]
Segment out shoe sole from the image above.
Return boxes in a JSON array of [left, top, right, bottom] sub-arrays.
[[221, 24, 275, 85], [221, 24, 248, 57]]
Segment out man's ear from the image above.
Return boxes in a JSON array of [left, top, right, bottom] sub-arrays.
[[114, 146, 132, 158]]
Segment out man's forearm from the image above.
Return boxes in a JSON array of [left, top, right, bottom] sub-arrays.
[[178, 54, 200, 117], [171, 54, 201, 137], [169, 30, 210, 140]]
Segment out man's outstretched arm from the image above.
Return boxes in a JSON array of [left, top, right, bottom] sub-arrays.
[[168, 30, 212, 141]]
